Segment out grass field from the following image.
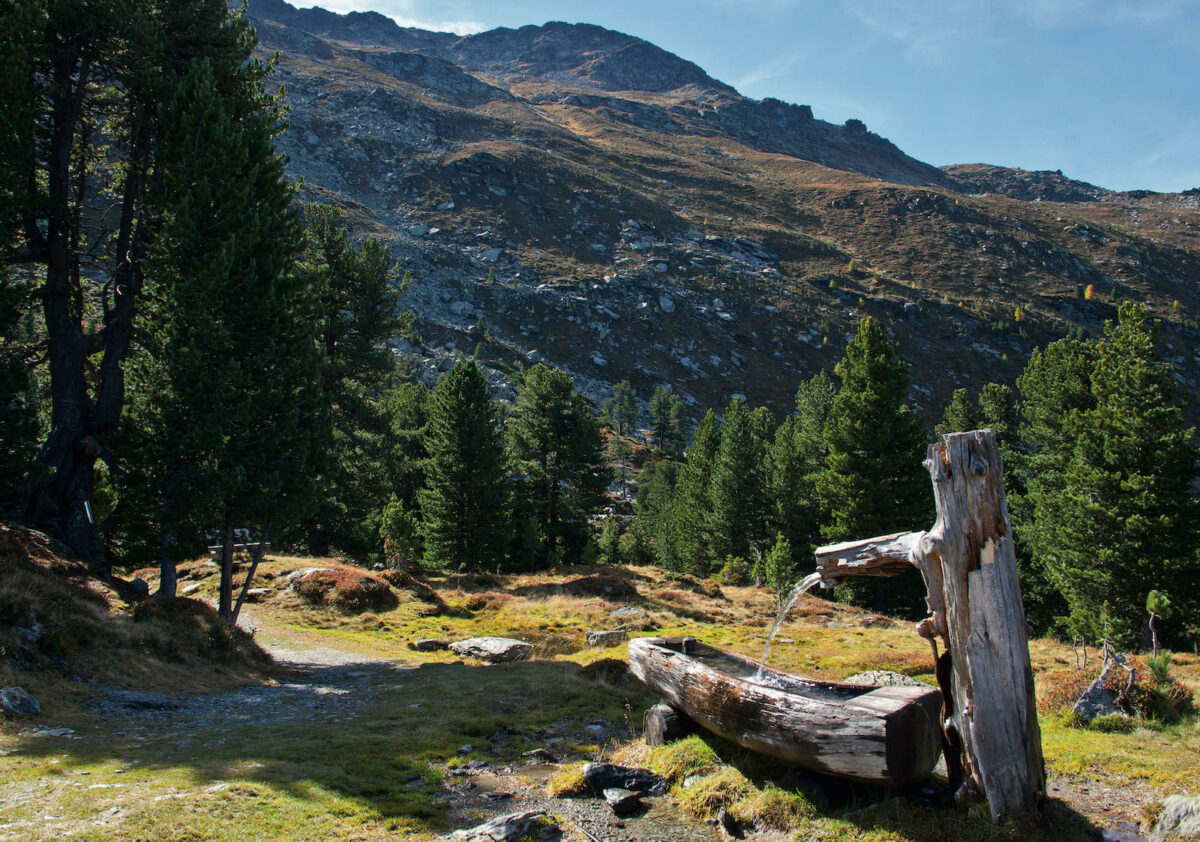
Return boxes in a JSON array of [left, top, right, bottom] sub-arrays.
[[2, 544, 1197, 841]]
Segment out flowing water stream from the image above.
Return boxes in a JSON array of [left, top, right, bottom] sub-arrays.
[[754, 571, 824, 680]]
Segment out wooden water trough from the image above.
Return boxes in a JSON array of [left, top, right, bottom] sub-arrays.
[[630, 431, 1044, 822], [628, 636, 943, 788]]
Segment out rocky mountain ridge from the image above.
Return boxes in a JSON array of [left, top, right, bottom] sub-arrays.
[[247, 0, 1200, 422]]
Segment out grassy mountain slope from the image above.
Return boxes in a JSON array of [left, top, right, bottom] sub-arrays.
[[248, 1, 1200, 420]]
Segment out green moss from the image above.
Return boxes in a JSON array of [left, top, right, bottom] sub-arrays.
[[545, 762, 589, 797], [645, 735, 720, 783], [731, 785, 819, 829], [675, 767, 753, 819]]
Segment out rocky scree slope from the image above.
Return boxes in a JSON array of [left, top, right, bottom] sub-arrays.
[[248, 0, 1200, 422]]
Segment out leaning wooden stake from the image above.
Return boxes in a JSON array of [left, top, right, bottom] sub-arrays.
[[815, 430, 1045, 820]]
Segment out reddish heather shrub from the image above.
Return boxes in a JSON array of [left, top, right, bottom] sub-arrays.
[[293, 568, 397, 613]]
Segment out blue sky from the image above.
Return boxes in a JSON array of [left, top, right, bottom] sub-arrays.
[[317, 0, 1200, 192]]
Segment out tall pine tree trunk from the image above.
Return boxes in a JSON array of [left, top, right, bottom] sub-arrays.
[[219, 512, 234, 620], [158, 519, 178, 598]]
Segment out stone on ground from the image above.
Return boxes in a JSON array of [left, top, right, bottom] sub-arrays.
[[449, 637, 533, 663], [582, 762, 666, 796], [1151, 795, 1200, 842], [585, 629, 627, 647], [0, 686, 41, 716], [449, 810, 558, 841], [1072, 677, 1124, 723], [603, 787, 642, 815]]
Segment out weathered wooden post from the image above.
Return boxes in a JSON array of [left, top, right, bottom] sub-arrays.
[[815, 429, 1044, 821]]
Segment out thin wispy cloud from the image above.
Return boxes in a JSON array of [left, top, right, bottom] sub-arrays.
[[842, 0, 1189, 65], [734, 52, 802, 91]]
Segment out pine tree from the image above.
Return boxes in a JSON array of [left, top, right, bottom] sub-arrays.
[[650, 385, 688, 453], [608, 379, 638, 438], [818, 318, 930, 615], [379, 495, 422, 570], [1012, 336, 1098, 631], [935, 388, 981, 437], [767, 371, 837, 568], [708, 399, 771, 565], [0, 0, 39, 509], [649, 386, 672, 448], [420, 361, 509, 572], [1029, 304, 1199, 647], [598, 516, 621, 565], [760, 533, 798, 609], [140, 57, 320, 614], [15, 0, 275, 564], [634, 457, 679, 562], [381, 382, 430, 514], [795, 371, 836, 474], [978, 383, 1019, 445], [298, 204, 410, 557], [508, 364, 609, 568], [666, 409, 720, 574], [667, 393, 688, 453]]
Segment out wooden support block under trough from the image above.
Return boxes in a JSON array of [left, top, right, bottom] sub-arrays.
[[644, 703, 696, 746]]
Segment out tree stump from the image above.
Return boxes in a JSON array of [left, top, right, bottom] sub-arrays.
[[644, 703, 695, 746], [814, 430, 1045, 820]]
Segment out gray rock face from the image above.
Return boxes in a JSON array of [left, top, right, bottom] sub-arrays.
[[843, 670, 930, 688], [449, 637, 533, 663], [1151, 795, 1200, 842], [603, 787, 642, 815], [1072, 678, 1124, 723], [585, 629, 627, 648], [0, 686, 41, 716], [449, 810, 557, 842]]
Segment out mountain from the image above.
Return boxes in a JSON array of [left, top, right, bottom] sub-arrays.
[[248, 0, 1200, 420]]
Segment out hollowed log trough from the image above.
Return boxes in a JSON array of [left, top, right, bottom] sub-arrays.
[[628, 636, 943, 788]]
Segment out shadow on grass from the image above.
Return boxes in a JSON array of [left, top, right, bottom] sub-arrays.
[[9, 659, 655, 839], [10, 656, 1102, 841]]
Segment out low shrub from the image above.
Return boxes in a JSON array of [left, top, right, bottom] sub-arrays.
[[293, 568, 398, 613], [1088, 713, 1134, 733], [380, 568, 448, 610], [715, 558, 749, 586], [459, 591, 513, 613], [1039, 656, 1196, 725]]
